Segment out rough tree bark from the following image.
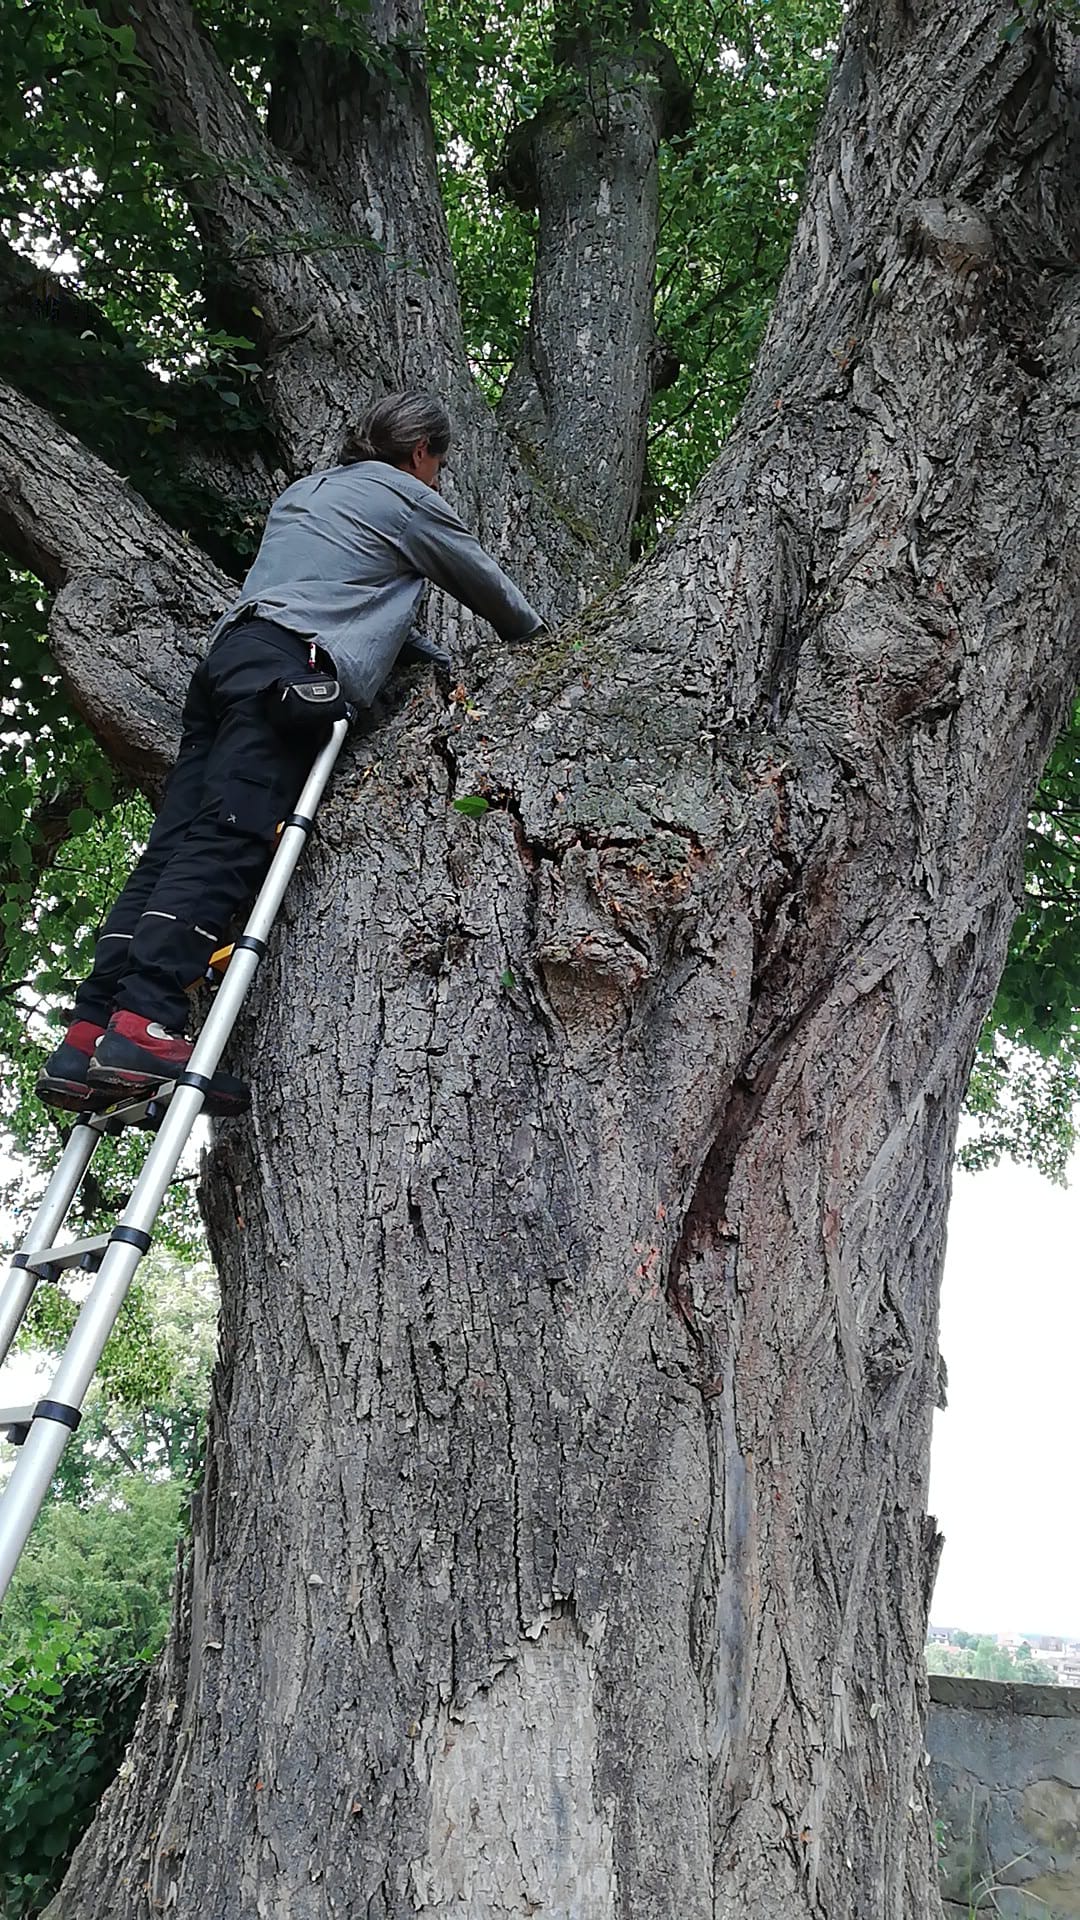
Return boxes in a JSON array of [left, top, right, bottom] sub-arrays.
[[496, 0, 691, 550], [4, 0, 1078, 1915]]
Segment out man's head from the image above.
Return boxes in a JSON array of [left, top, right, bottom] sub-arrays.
[[343, 392, 452, 489]]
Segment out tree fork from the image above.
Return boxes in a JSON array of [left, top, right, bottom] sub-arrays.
[[105, 0, 408, 465], [103, 0, 604, 612]]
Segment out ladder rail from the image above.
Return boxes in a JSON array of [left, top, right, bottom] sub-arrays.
[[0, 1122, 100, 1371], [0, 718, 349, 1602]]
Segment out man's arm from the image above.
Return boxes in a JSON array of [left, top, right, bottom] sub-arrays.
[[397, 492, 547, 640], [399, 629, 451, 673]]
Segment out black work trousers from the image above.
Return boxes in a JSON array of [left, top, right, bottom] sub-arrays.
[[74, 618, 322, 1034]]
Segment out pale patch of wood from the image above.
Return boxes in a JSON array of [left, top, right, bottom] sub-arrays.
[[412, 1613, 617, 1916]]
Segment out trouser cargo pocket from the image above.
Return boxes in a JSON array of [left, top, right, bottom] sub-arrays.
[[219, 771, 283, 838]]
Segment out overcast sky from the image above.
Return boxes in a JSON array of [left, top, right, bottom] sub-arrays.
[[930, 1152, 1080, 1639]]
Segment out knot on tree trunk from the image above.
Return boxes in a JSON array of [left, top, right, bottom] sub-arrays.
[[491, 34, 691, 213], [821, 586, 964, 730], [904, 198, 996, 278], [533, 842, 654, 1038]]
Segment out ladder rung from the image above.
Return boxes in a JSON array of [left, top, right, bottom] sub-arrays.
[[88, 1087, 175, 1133], [0, 1406, 35, 1445], [21, 1234, 111, 1278]]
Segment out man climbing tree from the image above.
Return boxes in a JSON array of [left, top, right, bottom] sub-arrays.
[[33, 390, 544, 1112], [1, 0, 1078, 1915]]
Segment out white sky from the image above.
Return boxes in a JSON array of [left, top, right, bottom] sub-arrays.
[[3, 1146, 1077, 1639], [930, 1154, 1080, 1639]]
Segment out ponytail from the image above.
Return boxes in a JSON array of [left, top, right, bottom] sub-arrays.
[[342, 392, 452, 467]]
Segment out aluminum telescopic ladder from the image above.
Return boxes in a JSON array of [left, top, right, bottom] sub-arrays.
[[0, 718, 349, 1602]]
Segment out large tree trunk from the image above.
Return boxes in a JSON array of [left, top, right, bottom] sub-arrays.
[[9, 1, 1079, 1915]]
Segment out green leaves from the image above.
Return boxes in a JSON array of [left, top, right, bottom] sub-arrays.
[[452, 793, 490, 817], [3, 1478, 189, 1665], [0, 1614, 149, 1918], [645, 0, 840, 526], [0, 1257, 215, 1912]]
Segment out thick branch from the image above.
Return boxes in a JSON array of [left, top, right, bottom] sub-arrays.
[[626, 7, 1080, 720], [496, 10, 690, 557], [265, 0, 468, 393], [0, 380, 229, 776], [105, 0, 401, 467]]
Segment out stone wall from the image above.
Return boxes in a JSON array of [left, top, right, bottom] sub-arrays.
[[928, 1676, 1080, 1918]]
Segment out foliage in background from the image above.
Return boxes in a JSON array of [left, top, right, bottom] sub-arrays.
[[0, 1614, 148, 1920], [0, 1259, 212, 1911], [925, 1634, 1056, 1686], [3, 1480, 186, 1668], [0, 0, 1079, 1196], [0, 1254, 214, 1914], [1, 1251, 216, 1663]]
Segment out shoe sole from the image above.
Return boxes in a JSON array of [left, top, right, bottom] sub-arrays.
[[36, 1076, 111, 1114], [88, 1064, 249, 1117], [88, 1063, 179, 1092], [37, 1071, 247, 1126]]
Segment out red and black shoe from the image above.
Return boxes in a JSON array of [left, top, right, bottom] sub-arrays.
[[86, 1011, 250, 1115], [35, 1021, 108, 1112]]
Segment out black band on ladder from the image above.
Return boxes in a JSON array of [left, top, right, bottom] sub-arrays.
[[33, 1398, 81, 1433], [10, 1253, 29, 1271], [110, 1226, 152, 1254], [234, 935, 267, 958], [283, 812, 313, 832], [178, 1071, 213, 1094]]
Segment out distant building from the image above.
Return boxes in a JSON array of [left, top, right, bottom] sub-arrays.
[[927, 1627, 1080, 1688]]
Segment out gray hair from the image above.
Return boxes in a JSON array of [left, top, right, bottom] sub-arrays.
[[342, 391, 452, 466]]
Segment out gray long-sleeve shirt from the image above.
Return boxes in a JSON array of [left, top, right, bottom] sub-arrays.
[[209, 461, 545, 706]]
